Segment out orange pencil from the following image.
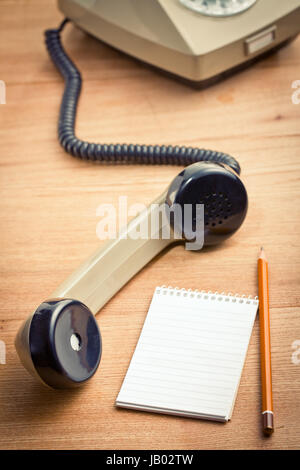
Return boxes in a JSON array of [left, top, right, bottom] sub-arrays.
[[258, 247, 274, 435]]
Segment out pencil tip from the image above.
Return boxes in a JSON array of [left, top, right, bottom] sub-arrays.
[[259, 247, 267, 260]]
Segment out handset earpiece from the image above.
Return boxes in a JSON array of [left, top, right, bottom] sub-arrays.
[[15, 161, 248, 388], [15, 299, 101, 389]]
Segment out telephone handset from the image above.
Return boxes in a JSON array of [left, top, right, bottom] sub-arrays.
[[15, 20, 248, 389]]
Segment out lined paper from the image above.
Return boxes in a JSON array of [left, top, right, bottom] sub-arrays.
[[116, 287, 258, 421]]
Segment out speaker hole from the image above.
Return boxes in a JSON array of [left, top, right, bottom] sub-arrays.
[[70, 333, 82, 351]]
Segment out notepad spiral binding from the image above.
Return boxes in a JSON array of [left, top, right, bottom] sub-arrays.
[[156, 286, 259, 305]]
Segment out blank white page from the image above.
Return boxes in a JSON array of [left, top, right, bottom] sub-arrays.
[[116, 286, 258, 421]]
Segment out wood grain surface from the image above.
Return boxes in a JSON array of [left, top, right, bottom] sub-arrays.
[[0, 0, 299, 450]]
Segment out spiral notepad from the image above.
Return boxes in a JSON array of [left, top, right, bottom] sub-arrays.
[[116, 286, 259, 422]]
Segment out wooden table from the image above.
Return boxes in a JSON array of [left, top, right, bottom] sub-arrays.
[[0, 0, 299, 450]]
